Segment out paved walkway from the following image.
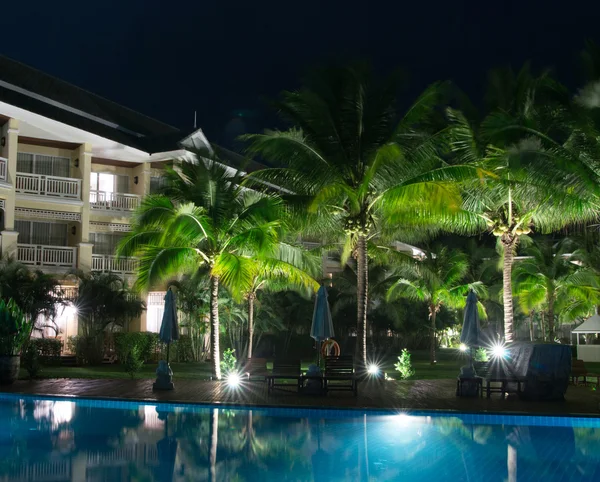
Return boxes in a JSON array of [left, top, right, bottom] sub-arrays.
[[2, 377, 600, 416]]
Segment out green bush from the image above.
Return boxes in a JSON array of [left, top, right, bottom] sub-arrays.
[[29, 339, 62, 364], [474, 347, 489, 362], [114, 332, 158, 365], [124, 345, 144, 378], [220, 348, 237, 376], [0, 299, 32, 356], [394, 349, 415, 379], [22, 344, 41, 379], [67, 335, 104, 365]]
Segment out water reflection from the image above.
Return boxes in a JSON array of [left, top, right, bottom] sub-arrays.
[[0, 397, 598, 481]]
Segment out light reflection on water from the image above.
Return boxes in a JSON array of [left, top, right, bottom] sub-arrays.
[[0, 396, 599, 481]]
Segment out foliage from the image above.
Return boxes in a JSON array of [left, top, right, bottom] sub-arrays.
[[0, 299, 32, 356], [29, 338, 62, 363], [67, 335, 104, 365], [22, 344, 41, 379], [123, 345, 144, 378], [220, 348, 237, 376], [114, 332, 158, 365], [474, 347, 489, 362], [394, 349, 415, 379]]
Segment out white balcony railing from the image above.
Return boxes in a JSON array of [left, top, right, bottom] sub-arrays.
[[15, 172, 81, 199], [0, 157, 7, 181], [92, 254, 138, 274], [90, 191, 140, 211], [17, 244, 77, 268]]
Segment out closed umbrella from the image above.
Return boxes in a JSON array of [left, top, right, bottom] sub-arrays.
[[160, 288, 180, 364], [460, 290, 481, 367], [311, 285, 335, 364]]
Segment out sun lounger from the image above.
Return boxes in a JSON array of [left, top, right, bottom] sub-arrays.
[[324, 355, 358, 395], [267, 359, 302, 392], [571, 359, 600, 387], [243, 358, 268, 381]]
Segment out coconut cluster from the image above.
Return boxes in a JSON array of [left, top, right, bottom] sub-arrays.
[[487, 216, 532, 237]]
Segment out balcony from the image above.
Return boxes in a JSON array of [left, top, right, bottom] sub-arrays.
[[17, 244, 77, 268], [0, 157, 6, 182], [92, 254, 138, 274], [15, 173, 82, 199], [90, 191, 140, 212]]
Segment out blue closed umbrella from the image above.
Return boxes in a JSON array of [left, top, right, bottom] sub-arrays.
[[460, 290, 481, 368], [311, 285, 335, 363], [159, 288, 180, 363]]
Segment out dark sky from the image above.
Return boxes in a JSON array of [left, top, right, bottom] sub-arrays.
[[3, 1, 600, 148]]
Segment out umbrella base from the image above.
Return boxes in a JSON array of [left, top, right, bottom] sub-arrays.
[[153, 374, 174, 391]]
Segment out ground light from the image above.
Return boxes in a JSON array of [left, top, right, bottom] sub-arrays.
[[367, 364, 380, 376], [459, 343, 468, 352], [491, 343, 507, 359], [226, 372, 242, 388]]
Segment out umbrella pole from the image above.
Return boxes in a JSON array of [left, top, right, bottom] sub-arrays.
[[166, 343, 170, 364]]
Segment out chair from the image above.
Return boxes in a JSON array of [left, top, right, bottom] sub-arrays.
[[266, 359, 302, 392], [324, 355, 358, 395], [571, 359, 599, 386], [243, 358, 268, 381]]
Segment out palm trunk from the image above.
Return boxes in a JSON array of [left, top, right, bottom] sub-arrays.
[[210, 275, 221, 380], [540, 312, 546, 341], [529, 312, 535, 342], [247, 294, 255, 359], [501, 234, 517, 343], [429, 305, 437, 364], [209, 408, 219, 482], [547, 295, 555, 342], [356, 235, 368, 365]]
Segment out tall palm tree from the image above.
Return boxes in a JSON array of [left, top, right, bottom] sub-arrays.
[[244, 66, 474, 363], [118, 154, 289, 379], [444, 68, 600, 342], [386, 246, 486, 364]]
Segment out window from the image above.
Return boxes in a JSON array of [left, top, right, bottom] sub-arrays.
[[15, 220, 68, 246], [90, 172, 129, 194], [17, 153, 71, 178], [146, 292, 166, 333], [89, 232, 124, 255], [150, 176, 168, 194]]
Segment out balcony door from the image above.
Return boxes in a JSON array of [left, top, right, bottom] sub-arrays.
[[16, 220, 68, 246], [90, 173, 129, 194], [89, 232, 124, 255], [17, 153, 71, 178]]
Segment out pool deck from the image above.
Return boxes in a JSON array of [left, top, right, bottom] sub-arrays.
[[2, 377, 600, 416]]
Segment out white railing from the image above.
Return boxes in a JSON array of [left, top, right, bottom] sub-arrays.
[[92, 254, 138, 274], [90, 191, 140, 211], [17, 244, 77, 268], [15, 172, 81, 199], [0, 157, 7, 181]]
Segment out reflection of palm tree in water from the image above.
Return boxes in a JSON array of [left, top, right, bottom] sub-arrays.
[[209, 408, 218, 482]]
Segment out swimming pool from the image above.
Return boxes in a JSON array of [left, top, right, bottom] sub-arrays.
[[0, 394, 599, 481]]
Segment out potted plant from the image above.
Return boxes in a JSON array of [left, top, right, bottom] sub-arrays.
[[0, 299, 32, 384]]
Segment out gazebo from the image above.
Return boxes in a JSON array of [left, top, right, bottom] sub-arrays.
[[572, 313, 600, 362]]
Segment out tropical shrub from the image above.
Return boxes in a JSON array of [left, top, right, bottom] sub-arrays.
[[67, 335, 104, 365], [474, 347, 489, 362], [0, 299, 32, 356], [123, 345, 144, 379], [21, 344, 41, 379], [29, 338, 62, 363], [220, 348, 237, 377], [394, 349, 415, 379], [114, 332, 158, 364]]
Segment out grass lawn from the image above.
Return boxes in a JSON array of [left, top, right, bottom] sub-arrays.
[[19, 348, 467, 381]]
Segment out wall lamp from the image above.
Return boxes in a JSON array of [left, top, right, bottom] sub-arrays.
[[71, 226, 77, 236], [74, 158, 79, 168], [134, 176, 139, 185], [0, 137, 5, 147]]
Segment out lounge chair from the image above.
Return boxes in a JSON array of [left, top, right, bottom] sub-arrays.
[[324, 355, 358, 395], [571, 359, 600, 386], [267, 359, 302, 393], [243, 358, 268, 381]]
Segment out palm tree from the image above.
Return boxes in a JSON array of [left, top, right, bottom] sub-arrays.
[[515, 237, 600, 340], [118, 154, 289, 379], [244, 66, 473, 364], [444, 68, 600, 342], [386, 246, 486, 364]]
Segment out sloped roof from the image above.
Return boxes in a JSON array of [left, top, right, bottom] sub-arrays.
[[0, 55, 182, 153], [573, 314, 600, 333]]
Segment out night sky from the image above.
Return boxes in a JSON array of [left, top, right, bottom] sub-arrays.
[[3, 1, 600, 148]]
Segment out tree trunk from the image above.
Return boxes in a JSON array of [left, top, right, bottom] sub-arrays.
[[501, 234, 517, 343], [356, 235, 369, 365], [529, 312, 535, 342], [430, 305, 437, 365], [210, 275, 221, 380], [539, 312, 546, 342], [247, 294, 255, 359], [209, 408, 219, 482], [547, 295, 556, 342]]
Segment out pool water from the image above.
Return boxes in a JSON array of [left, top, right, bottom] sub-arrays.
[[0, 395, 599, 481]]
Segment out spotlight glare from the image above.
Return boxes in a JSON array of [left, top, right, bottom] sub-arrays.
[[367, 364, 380, 375], [491, 343, 507, 359], [459, 343, 468, 352], [226, 372, 241, 388]]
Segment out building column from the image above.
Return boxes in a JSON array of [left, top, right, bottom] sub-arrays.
[[132, 162, 152, 198], [1, 118, 18, 231], [75, 143, 92, 272]]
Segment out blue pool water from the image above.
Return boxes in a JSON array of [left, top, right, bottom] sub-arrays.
[[0, 395, 599, 481]]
